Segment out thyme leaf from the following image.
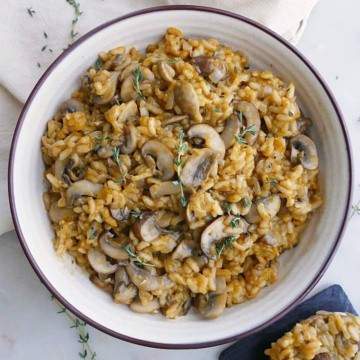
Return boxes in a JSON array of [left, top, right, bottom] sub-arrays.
[[167, 57, 180, 63], [236, 112, 258, 145], [216, 236, 237, 257], [129, 210, 143, 223], [94, 56, 103, 71], [111, 147, 127, 184], [174, 131, 188, 207], [27, 7, 36, 17], [124, 245, 155, 267], [66, 0, 82, 42], [131, 66, 145, 100], [266, 177, 278, 186]]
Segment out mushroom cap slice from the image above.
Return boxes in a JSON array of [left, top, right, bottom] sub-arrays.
[[130, 298, 160, 314], [244, 195, 281, 224], [66, 180, 103, 206], [149, 181, 181, 199], [93, 72, 120, 105], [48, 203, 74, 223], [110, 207, 130, 221], [215, 275, 227, 295], [180, 149, 217, 188], [90, 275, 113, 294], [133, 211, 161, 243], [126, 262, 174, 292], [157, 60, 175, 82], [233, 101, 261, 145], [188, 124, 225, 159], [192, 56, 227, 84], [141, 140, 175, 180], [221, 114, 241, 150], [87, 247, 118, 275], [200, 216, 227, 260], [120, 76, 138, 102], [99, 231, 129, 260], [197, 292, 227, 319], [60, 99, 85, 114], [161, 114, 189, 126], [113, 267, 137, 305], [289, 134, 318, 170], [172, 239, 197, 261], [174, 80, 202, 122], [261, 231, 280, 247], [120, 122, 137, 154]]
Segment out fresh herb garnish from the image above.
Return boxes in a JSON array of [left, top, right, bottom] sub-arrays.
[[66, 0, 82, 42], [266, 177, 278, 186], [37, 62, 41, 68], [131, 66, 145, 100], [44, 32, 48, 39], [216, 236, 237, 257], [214, 108, 221, 113], [167, 57, 180, 63], [351, 199, 360, 219], [242, 197, 251, 209], [124, 245, 155, 267], [41, 45, 48, 52], [230, 216, 243, 229], [289, 111, 294, 117], [224, 202, 232, 216], [174, 131, 188, 207], [236, 112, 258, 145], [87, 227, 98, 240], [130, 210, 143, 222], [51, 296, 97, 359], [94, 57, 103, 71], [111, 147, 126, 184], [27, 7, 36, 17]]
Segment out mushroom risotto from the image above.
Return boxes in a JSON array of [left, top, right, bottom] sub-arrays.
[[42, 28, 322, 319], [265, 312, 360, 359]]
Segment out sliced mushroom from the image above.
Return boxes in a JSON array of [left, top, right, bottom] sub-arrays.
[[62, 154, 85, 184], [90, 275, 113, 295], [49, 203, 75, 223], [297, 117, 312, 135], [120, 76, 138, 102], [233, 101, 261, 145], [215, 275, 227, 295], [161, 114, 189, 126], [197, 292, 227, 319], [174, 80, 202, 122], [93, 72, 120, 105], [289, 134, 318, 170], [244, 195, 281, 224], [221, 114, 241, 149], [188, 124, 225, 158], [115, 100, 138, 123], [99, 231, 129, 260], [157, 60, 175, 82], [113, 267, 137, 305], [60, 99, 85, 114], [126, 262, 174, 292], [261, 231, 281, 246], [130, 298, 160, 314], [192, 56, 227, 84], [133, 211, 161, 243], [313, 354, 333, 360], [141, 140, 175, 180], [172, 239, 197, 261], [110, 207, 130, 221], [66, 180, 103, 206], [149, 181, 181, 199], [120, 122, 137, 154], [180, 149, 217, 188], [87, 247, 118, 275]]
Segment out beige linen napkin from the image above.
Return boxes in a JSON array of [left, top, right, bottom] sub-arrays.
[[0, 0, 318, 235]]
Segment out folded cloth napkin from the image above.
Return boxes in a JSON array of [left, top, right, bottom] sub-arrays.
[[220, 285, 358, 360], [0, 0, 318, 235]]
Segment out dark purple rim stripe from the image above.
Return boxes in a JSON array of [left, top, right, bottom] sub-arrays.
[[8, 5, 353, 350]]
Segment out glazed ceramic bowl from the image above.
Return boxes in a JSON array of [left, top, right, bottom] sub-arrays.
[[9, 6, 352, 349]]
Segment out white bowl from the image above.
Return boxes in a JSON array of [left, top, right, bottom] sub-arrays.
[[9, 6, 353, 349]]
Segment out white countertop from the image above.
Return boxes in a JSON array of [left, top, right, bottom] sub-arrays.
[[1, 0, 360, 358]]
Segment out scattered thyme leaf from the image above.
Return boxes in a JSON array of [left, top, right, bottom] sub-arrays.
[[44, 32, 48, 39], [41, 45, 48, 52], [27, 7, 35, 17], [266, 177, 278, 186], [66, 0, 82, 42], [216, 236, 237, 257], [242, 198, 251, 209], [214, 108, 221, 113], [351, 199, 360, 219], [167, 57, 180, 63], [87, 227, 98, 240], [230, 216, 242, 229], [132, 66, 145, 100], [37, 62, 41, 68], [94, 56, 104, 71], [174, 131, 188, 207], [224, 203, 232, 216], [130, 210, 143, 222], [124, 245, 155, 267], [111, 147, 126, 183], [236, 113, 258, 145]]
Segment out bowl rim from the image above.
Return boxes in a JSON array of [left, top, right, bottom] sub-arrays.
[[8, 5, 353, 349]]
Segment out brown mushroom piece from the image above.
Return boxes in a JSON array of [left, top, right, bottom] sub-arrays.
[[66, 180, 103, 206], [126, 262, 174, 292], [120, 76, 138, 102], [87, 247, 118, 276], [197, 292, 227, 319], [192, 56, 227, 84], [244, 195, 281, 224], [149, 181, 181, 199], [161, 114, 189, 126], [215, 275, 227, 295], [115, 100, 138, 123], [233, 101, 261, 145], [93, 71, 120, 105], [261, 231, 281, 247], [59, 99, 86, 114], [62, 154, 85, 184], [113, 267, 137, 305], [313, 354, 333, 360], [188, 124, 225, 159], [157, 60, 175, 82], [99, 231, 129, 260], [133, 211, 161, 243], [200, 216, 246, 260], [48, 203, 75, 223], [174, 80, 202, 122], [180, 149, 217, 188], [110, 207, 130, 221], [141, 140, 175, 181], [90, 275, 113, 295], [221, 114, 241, 149], [172, 239, 197, 261], [120, 122, 137, 154], [130, 298, 160, 314], [297, 117, 312, 135], [289, 134, 319, 170]]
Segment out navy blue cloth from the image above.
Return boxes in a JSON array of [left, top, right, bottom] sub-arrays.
[[220, 285, 357, 360]]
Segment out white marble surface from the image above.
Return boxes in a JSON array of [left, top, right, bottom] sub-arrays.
[[1, 0, 360, 358]]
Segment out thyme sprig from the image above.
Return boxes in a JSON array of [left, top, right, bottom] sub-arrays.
[[351, 199, 360, 219], [124, 245, 155, 267], [27, 7, 36, 17], [174, 131, 188, 207], [111, 147, 126, 184], [216, 236, 237, 257], [66, 0, 82, 42], [94, 57, 104, 72], [51, 296, 97, 359], [236, 112, 258, 145], [131, 67, 145, 100], [87, 226, 98, 240], [242, 197, 251, 209], [130, 210, 143, 223], [167, 57, 180, 63], [230, 216, 243, 229]]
